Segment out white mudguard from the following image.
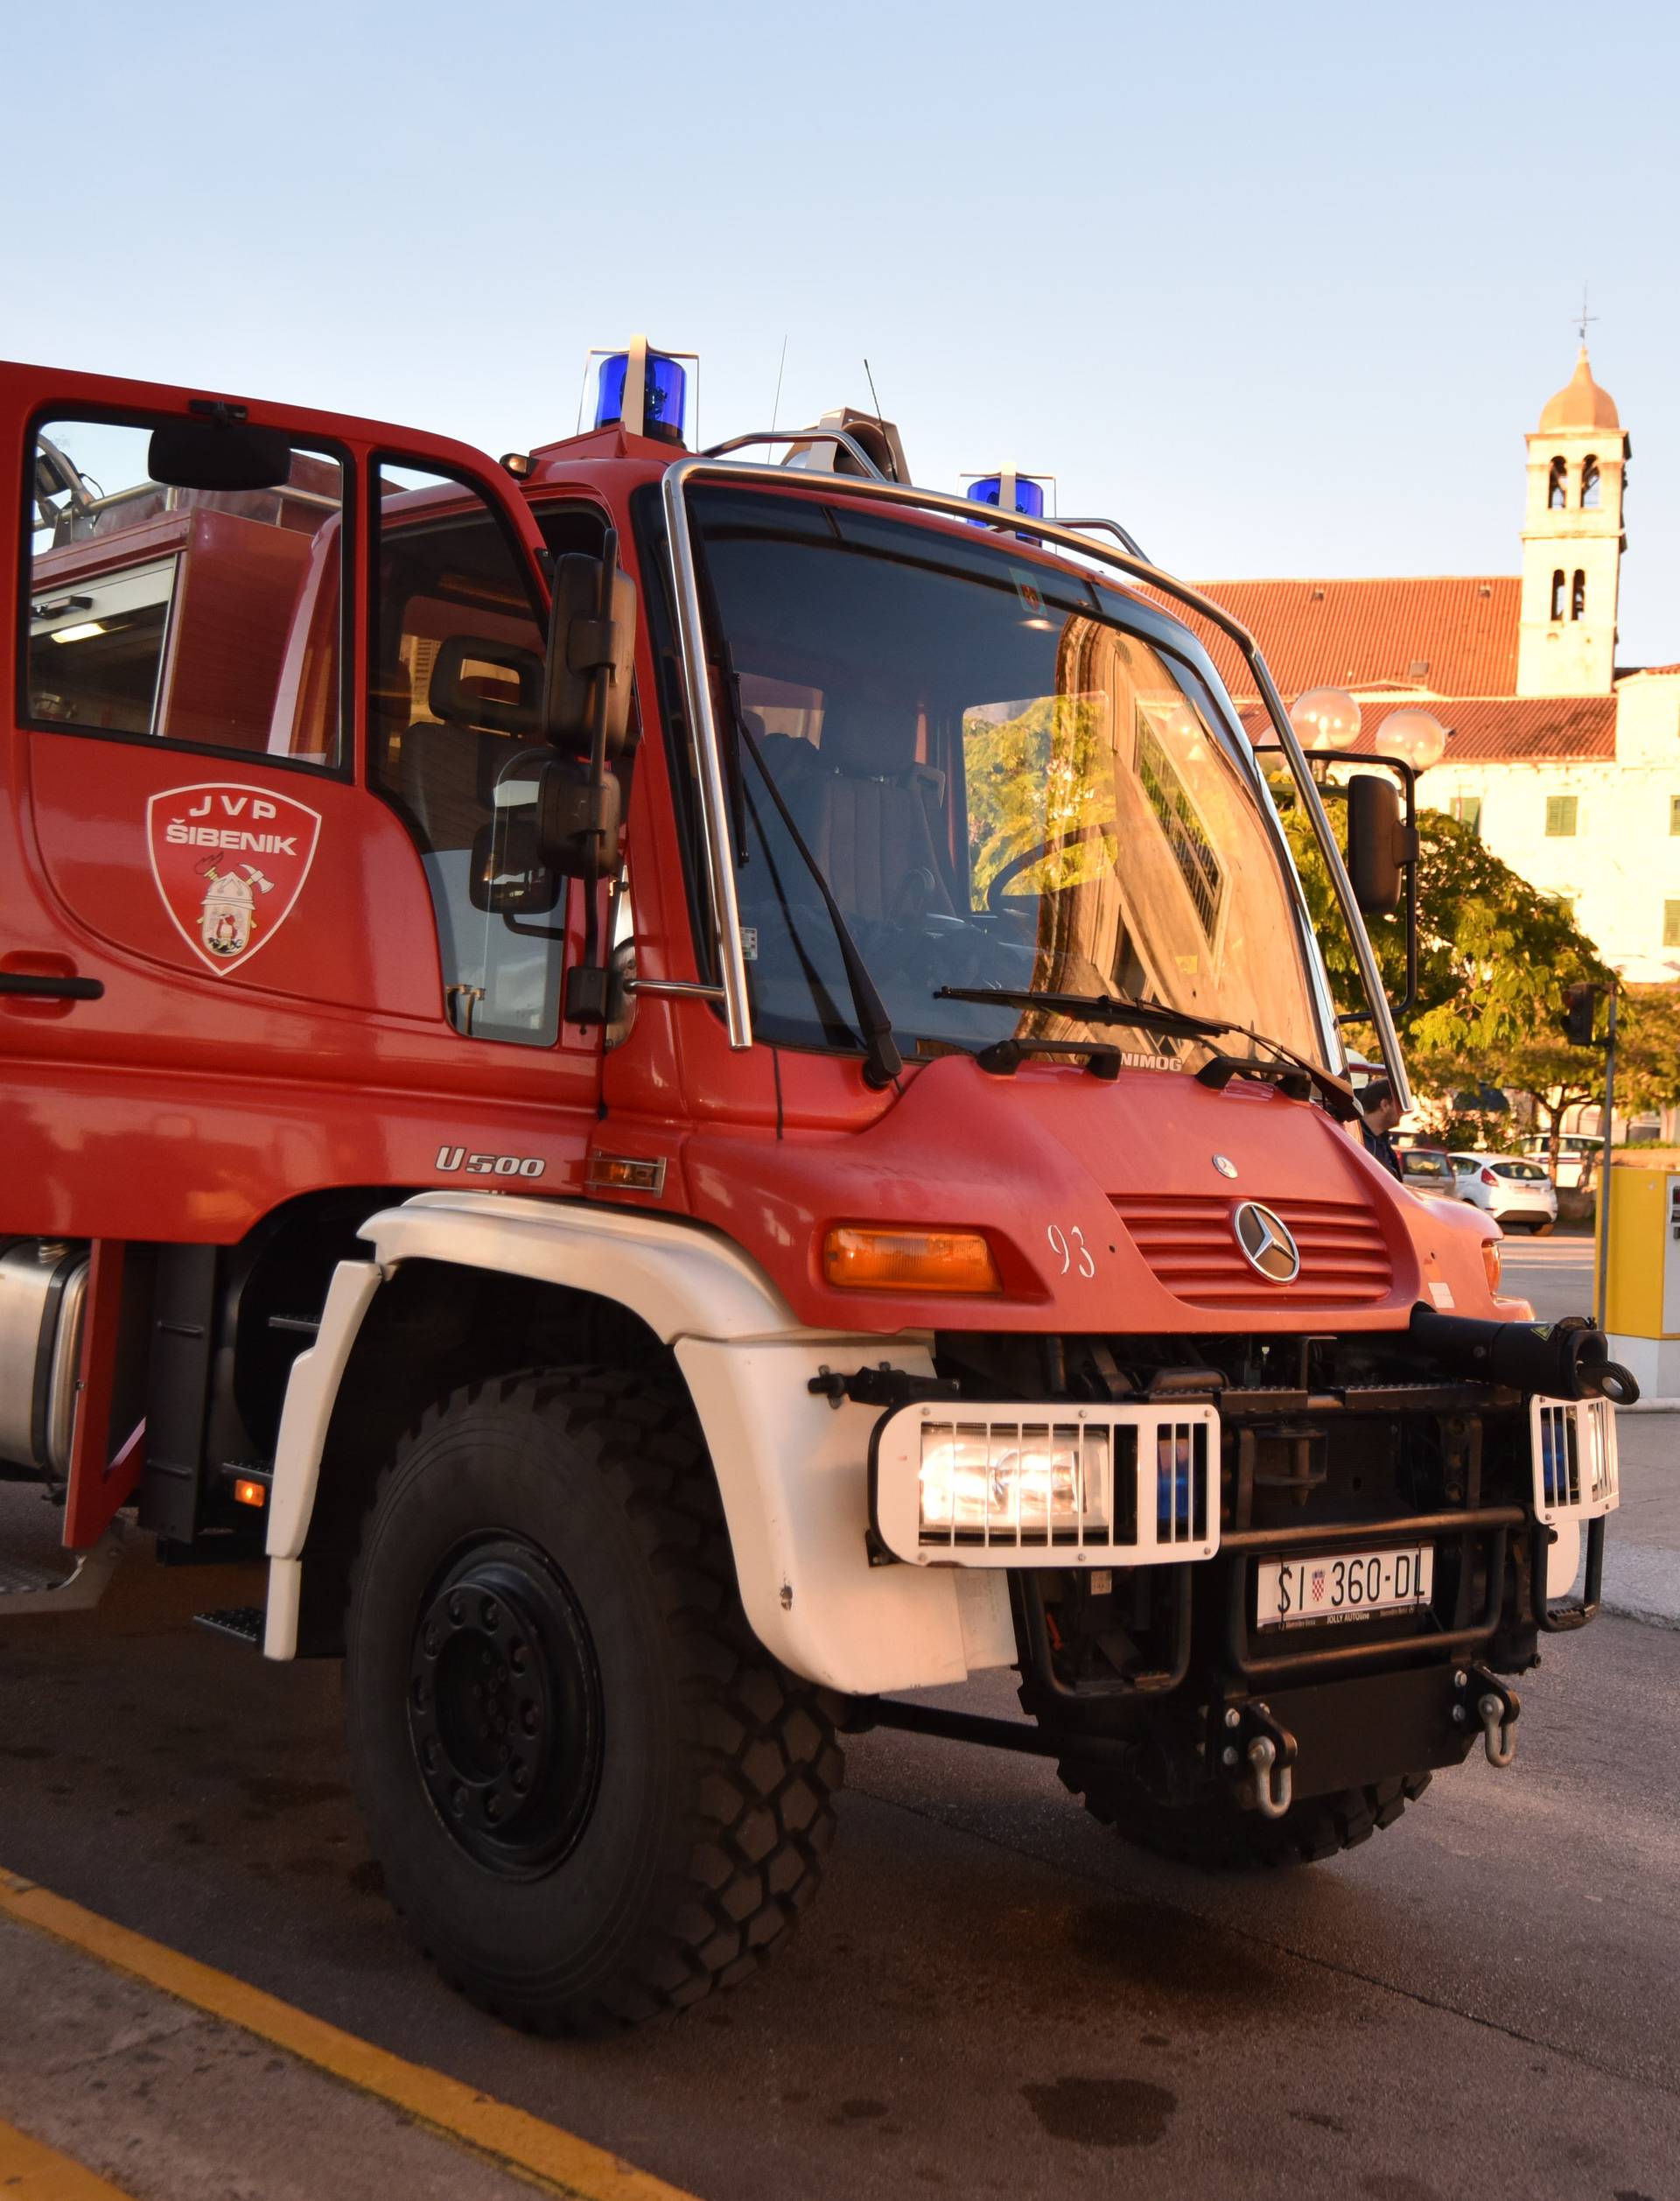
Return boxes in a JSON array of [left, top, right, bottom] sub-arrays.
[[265, 1192, 1014, 1693]]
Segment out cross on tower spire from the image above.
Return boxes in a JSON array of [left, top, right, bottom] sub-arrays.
[[1575, 283, 1598, 347]]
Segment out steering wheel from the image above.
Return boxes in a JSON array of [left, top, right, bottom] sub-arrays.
[[984, 821, 1118, 914]]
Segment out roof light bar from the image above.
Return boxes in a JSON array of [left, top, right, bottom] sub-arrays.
[[962, 470, 1054, 539], [589, 335, 697, 446]]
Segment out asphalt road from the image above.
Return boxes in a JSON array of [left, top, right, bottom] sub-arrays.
[[1499, 1234, 1598, 1325], [0, 1499, 1676, 2201]]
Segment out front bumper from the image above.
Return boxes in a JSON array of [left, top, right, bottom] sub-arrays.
[[869, 1386, 1620, 1690]]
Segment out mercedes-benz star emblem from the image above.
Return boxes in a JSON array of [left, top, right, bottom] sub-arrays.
[[1232, 1201, 1300, 1282], [1212, 1154, 1238, 1179]]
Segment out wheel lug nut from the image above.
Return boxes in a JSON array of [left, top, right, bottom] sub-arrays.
[[484, 1793, 501, 1823], [450, 1784, 466, 1815], [447, 1596, 465, 1627], [422, 1741, 438, 1771], [481, 1598, 499, 1629], [512, 1763, 530, 1794], [423, 1629, 440, 1658]]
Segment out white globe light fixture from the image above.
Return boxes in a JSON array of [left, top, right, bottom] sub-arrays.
[[1289, 686, 1362, 753], [1375, 707, 1447, 771]]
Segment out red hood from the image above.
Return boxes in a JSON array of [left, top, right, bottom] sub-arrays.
[[679, 1054, 1502, 1335]]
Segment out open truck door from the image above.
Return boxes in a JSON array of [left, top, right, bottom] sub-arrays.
[[0, 361, 600, 1549]]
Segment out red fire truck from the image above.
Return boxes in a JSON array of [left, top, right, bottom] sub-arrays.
[[0, 345, 1631, 2030]]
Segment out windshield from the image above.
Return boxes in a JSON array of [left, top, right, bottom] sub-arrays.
[[689, 487, 1328, 1073]]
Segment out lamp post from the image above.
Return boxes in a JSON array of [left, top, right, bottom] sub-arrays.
[[1289, 687, 1362, 753], [1375, 707, 1448, 772]]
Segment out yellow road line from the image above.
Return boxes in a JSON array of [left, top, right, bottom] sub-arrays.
[[0, 2117, 140, 2200], [0, 1869, 698, 2201]]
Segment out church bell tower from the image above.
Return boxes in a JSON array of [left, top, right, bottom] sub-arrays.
[[1516, 347, 1628, 697]]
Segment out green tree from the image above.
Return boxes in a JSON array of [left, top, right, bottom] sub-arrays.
[[1279, 797, 1618, 1171]]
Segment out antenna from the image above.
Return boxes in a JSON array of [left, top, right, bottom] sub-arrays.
[[771, 334, 788, 435], [1576, 282, 1598, 347], [863, 356, 884, 421]]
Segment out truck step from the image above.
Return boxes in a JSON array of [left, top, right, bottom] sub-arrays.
[[0, 1525, 126, 1615], [192, 1605, 264, 1647], [0, 1554, 75, 1596]]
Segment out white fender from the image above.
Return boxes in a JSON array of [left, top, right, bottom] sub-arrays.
[[264, 1192, 1014, 1692]]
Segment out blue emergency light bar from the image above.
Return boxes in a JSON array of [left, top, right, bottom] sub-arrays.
[[966, 473, 1046, 520], [596, 349, 688, 445]]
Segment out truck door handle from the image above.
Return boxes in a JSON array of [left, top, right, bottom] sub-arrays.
[[0, 971, 104, 1001]]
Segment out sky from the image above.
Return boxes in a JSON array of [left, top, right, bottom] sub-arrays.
[[7, 0, 1679, 659]]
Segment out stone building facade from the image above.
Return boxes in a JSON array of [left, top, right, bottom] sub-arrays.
[[1193, 349, 1680, 983]]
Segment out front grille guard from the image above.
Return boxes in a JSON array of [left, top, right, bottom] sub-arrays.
[[1218, 1505, 1522, 1685]]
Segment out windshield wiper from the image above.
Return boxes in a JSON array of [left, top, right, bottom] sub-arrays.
[[934, 985, 1226, 1041], [934, 985, 1357, 1119]]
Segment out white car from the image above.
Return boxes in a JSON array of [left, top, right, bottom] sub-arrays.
[[1449, 1153, 1559, 1234], [1520, 1132, 1597, 1189]]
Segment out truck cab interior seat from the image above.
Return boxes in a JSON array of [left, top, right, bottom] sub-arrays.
[[761, 705, 956, 924]]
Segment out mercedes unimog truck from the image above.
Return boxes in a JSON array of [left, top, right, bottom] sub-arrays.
[[0, 343, 1629, 2030]]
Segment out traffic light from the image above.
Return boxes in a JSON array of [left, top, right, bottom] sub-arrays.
[[1563, 982, 1600, 1047]]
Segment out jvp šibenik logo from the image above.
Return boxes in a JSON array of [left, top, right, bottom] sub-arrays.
[[146, 784, 322, 976]]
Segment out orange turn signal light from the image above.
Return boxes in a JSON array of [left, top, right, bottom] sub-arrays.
[[233, 1478, 267, 1510], [1481, 1239, 1502, 1296], [822, 1226, 1002, 1294]]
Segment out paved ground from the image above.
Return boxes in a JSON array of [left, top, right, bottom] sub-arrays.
[[0, 1466, 1677, 2201], [0, 1232, 1670, 2200], [1500, 1234, 1598, 1327]]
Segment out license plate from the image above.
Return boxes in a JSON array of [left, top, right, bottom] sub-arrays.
[[1255, 1545, 1434, 1630]]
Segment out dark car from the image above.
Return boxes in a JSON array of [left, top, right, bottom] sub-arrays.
[[1395, 1144, 1463, 1201]]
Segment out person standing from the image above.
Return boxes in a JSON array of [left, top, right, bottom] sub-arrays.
[[1358, 1078, 1404, 1180]]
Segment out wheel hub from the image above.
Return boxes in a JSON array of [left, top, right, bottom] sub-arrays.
[[407, 1536, 602, 1877]]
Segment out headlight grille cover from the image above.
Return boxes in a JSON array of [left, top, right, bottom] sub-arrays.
[[871, 1400, 1220, 1568]]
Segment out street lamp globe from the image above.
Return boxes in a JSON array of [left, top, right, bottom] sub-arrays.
[[1376, 707, 1448, 771], [1290, 687, 1362, 752]]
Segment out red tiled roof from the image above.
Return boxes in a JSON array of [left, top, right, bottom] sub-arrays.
[[1238, 694, 1617, 764], [1184, 575, 1520, 699]]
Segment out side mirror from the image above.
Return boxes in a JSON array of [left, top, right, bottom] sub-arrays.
[[148, 420, 293, 493], [1347, 773, 1410, 917], [533, 756, 623, 878], [543, 548, 636, 759], [468, 798, 562, 917]]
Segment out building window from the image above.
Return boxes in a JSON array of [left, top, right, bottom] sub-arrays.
[[1572, 570, 1586, 620], [1548, 456, 1567, 509], [1665, 901, 1680, 950], [1550, 570, 1565, 621], [1670, 794, 1680, 836], [1452, 795, 1482, 834], [1545, 796, 1578, 838], [1581, 457, 1600, 508]]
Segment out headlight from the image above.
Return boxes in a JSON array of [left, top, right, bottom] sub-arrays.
[[1481, 1238, 1502, 1294], [919, 1424, 1110, 1537]]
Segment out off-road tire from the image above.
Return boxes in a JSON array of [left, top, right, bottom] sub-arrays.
[[1530, 1221, 1557, 1237], [1057, 1755, 1432, 1869], [345, 1369, 843, 2031]]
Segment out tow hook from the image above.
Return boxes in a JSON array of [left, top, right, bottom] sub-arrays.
[[1217, 1700, 1298, 1820], [1455, 1665, 1521, 1769]]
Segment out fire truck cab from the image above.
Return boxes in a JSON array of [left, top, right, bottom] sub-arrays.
[[0, 349, 1631, 2032]]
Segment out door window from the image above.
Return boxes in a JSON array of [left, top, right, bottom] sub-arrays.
[[371, 464, 557, 1044], [27, 418, 344, 767]]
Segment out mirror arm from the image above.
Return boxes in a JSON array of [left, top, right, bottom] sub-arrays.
[[1396, 761, 1419, 1018]]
